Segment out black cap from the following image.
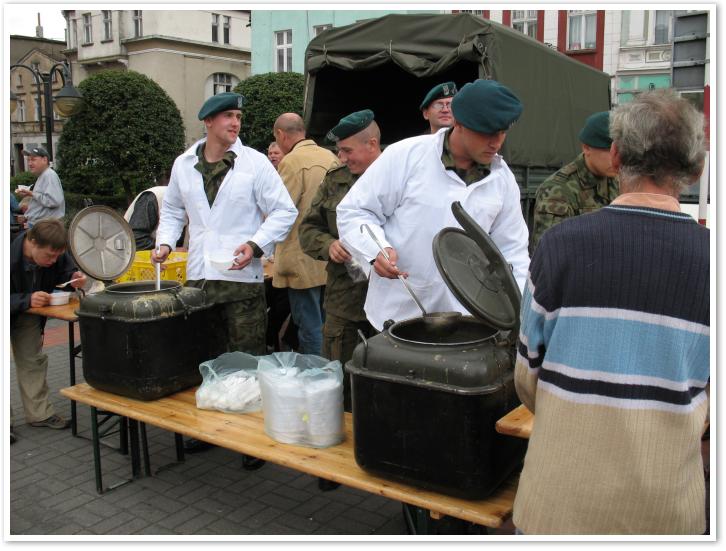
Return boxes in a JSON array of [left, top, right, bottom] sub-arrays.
[[22, 146, 49, 158]]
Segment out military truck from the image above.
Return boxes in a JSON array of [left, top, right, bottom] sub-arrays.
[[303, 13, 612, 231]]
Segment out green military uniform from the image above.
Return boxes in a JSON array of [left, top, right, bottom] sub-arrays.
[[186, 142, 267, 356], [440, 128, 490, 185], [299, 164, 374, 411], [531, 153, 619, 250]]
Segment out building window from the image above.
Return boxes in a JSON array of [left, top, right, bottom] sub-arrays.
[[133, 10, 143, 37], [459, 10, 484, 16], [31, 62, 40, 73], [313, 24, 332, 36], [512, 10, 538, 39], [275, 30, 293, 72], [17, 73, 23, 87], [103, 10, 112, 40], [35, 98, 42, 122], [212, 14, 219, 43], [17, 99, 26, 122], [82, 13, 92, 44], [223, 15, 230, 44], [653, 11, 672, 44], [213, 73, 233, 94], [616, 73, 671, 104], [568, 10, 596, 50]]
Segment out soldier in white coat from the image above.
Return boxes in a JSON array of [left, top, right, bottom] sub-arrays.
[[336, 79, 530, 331], [153, 92, 297, 459]]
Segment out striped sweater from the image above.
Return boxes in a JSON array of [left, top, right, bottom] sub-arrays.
[[513, 202, 709, 535]]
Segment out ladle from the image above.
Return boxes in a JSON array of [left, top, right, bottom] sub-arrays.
[[360, 224, 462, 334]]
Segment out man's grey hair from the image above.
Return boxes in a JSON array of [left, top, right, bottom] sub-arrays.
[[610, 89, 705, 193]]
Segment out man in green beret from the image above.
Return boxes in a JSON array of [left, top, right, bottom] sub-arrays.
[[299, 109, 381, 411], [530, 111, 619, 251], [420, 81, 458, 134], [337, 79, 530, 330], [152, 92, 297, 458]]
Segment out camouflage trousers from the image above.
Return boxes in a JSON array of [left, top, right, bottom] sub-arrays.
[[186, 279, 267, 356], [322, 312, 376, 412]]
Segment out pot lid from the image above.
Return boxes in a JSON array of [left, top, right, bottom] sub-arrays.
[[432, 201, 521, 330], [68, 205, 135, 281]]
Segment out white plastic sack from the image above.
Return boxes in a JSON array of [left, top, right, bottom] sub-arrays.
[[195, 352, 262, 414], [257, 352, 344, 448]]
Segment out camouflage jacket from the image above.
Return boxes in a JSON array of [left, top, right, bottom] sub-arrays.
[[531, 153, 619, 250], [298, 165, 368, 322]]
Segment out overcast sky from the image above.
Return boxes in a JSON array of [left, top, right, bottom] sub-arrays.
[[5, 4, 67, 41]]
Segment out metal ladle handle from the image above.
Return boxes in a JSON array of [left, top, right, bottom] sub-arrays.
[[360, 224, 427, 316]]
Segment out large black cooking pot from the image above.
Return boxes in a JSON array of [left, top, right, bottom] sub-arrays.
[[346, 202, 527, 499], [69, 206, 225, 400]]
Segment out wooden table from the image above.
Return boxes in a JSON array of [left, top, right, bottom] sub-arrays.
[[495, 404, 533, 440], [61, 383, 518, 530], [28, 297, 83, 435]]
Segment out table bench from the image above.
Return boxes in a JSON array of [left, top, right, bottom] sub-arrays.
[[61, 383, 518, 531], [495, 404, 533, 439]]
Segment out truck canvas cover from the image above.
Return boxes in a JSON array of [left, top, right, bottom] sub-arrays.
[[304, 13, 611, 169]]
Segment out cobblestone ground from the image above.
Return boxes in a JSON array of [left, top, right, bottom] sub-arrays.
[[8, 319, 515, 537]]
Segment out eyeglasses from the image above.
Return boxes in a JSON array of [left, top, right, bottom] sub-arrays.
[[430, 100, 452, 112]]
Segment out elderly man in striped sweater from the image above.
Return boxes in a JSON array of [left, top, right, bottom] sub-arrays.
[[513, 89, 709, 535]]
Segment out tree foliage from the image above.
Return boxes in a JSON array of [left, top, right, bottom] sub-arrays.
[[234, 72, 305, 152], [57, 70, 185, 204]]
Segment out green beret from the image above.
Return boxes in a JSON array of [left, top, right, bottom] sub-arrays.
[[578, 111, 612, 149], [451, 79, 523, 134], [419, 82, 458, 110], [326, 109, 375, 143], [198, 92, 245, 120]]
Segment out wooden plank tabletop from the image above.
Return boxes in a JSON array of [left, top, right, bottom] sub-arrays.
[[61, 383, 517, 528], [495, 404, 533, 440], [27, 296, 80, 322]]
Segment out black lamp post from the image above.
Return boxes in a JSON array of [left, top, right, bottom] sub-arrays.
[[9, 61, 83, 163]]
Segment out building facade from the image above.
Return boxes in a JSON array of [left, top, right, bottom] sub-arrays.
[[250, 9, 440, 75], [9, 34, 68, 175], [62, 9, 252, 144]]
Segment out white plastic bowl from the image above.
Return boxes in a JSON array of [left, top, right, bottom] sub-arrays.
[[209, 257, 235, 273], [49, 291, 71, 306]]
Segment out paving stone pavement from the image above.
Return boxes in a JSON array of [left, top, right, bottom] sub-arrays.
[[8, 319, 516, 538]]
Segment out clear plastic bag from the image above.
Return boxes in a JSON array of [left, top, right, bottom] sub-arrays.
[[195, 352, 262, 414], [344, 258, 369, 283], [257, 352, 344, 448]]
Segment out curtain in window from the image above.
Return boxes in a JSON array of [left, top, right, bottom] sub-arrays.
[[569, 15, 582, 49]]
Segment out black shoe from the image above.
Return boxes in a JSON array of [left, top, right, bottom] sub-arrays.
[[10, 426, 17, 445], [241, 454, 266, 471], [184, 438, 214, 453], [317, 477, 340, 492]]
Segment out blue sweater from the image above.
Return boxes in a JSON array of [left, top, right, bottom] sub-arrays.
[[513, 204, 709, 534]]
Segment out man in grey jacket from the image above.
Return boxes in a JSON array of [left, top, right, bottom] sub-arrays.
[[16, 147, 65, 227]]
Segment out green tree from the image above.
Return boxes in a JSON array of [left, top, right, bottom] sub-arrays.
[[57, 70, 185, 204], [234, 72, 305, 152]]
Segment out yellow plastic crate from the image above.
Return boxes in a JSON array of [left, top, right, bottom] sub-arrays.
[[116, 251, 188, 284]]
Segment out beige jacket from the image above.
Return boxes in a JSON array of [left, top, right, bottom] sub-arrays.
[[273, 139, 339, 289]]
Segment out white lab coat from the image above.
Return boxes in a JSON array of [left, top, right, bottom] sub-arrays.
[[336, 129, 530, 330], [156, 138, 297, 283]]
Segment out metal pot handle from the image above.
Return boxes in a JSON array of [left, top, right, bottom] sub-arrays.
[[170, 286, 193, 319], [357, 329, 369, 368]]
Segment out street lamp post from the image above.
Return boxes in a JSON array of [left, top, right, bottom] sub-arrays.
[[9, 61, 83, 163]]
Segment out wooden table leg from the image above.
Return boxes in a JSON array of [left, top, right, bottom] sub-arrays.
[[128, 419, 141, 478], [90, 406, 103, 494], [69, 321, 78, 436]]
